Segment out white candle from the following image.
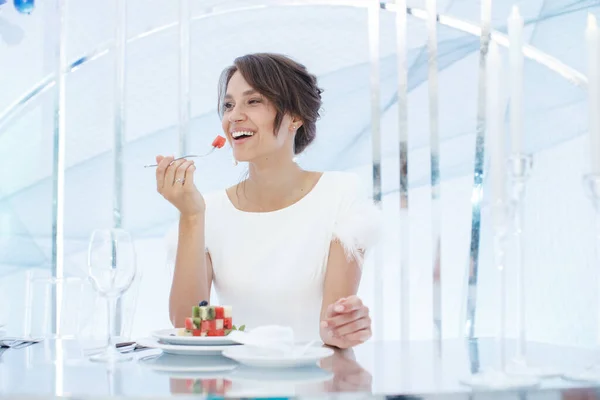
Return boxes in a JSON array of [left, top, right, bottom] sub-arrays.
[[488, 41, 506, 205], [508, 5, 524, 156], [481, 0, 491, 27], [587, 13, 600, 175]]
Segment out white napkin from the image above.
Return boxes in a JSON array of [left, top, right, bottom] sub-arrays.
[[228, 325, 317, 357]]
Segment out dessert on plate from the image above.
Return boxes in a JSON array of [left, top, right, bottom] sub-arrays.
[[178, 300, 245, 337]]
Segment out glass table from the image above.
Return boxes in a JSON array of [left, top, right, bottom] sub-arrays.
[[1, 338, 599, 398]]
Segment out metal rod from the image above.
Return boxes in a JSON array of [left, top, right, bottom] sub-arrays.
[[51, 0, 68, 338], [426, 0, 442, 344], [395, 0, 409, 343], [368, 0, 383, 340], [464, 0, 492, 340], [113, 0, 127, 336], [179, 0, 191, 155]]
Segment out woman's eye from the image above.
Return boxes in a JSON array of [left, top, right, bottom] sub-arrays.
[[223, 102, 234, 110], [248, 98, 261, 105]]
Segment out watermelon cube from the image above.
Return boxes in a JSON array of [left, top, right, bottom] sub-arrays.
[[192, 329, 203, 337], [207, 329, 225, 337], [201, 320, 216, 332], [184, 317, 194, 330], [223, 306, 232, 318], [223, 318, 232, 329], [215, 306, 224, 319]]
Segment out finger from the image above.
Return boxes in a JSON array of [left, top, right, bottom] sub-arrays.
[[326, 308, 368, 329], [333, 316, 371, 337], [165, 159, 187, 187], [174, 160, 193, 186], [342, 328, 371, 343], [336, 296, 363, 313], [182, 162, 196, 189], [323, 302, 339, 319], [156, 155, 173, 191], [324, 303, 337, 318]]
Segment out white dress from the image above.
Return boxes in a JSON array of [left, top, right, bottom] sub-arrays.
[[166, 171, 381, 341]]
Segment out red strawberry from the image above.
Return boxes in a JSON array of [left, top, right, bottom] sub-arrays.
[[212, 135, 226, 149]]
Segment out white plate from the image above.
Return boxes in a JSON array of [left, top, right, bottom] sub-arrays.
[[152, 329, 239, 346], [140, 353, 238, 377], [222, 345, 334, 368], [137, 337, 235, 356]]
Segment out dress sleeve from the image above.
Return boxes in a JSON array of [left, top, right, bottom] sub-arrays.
[[332, 173, 382, 264]]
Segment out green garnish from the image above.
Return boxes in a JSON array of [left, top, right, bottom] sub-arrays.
[[225, 324, 246, 335]]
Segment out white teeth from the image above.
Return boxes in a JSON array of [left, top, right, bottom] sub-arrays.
[[232, 131, 255, 138]]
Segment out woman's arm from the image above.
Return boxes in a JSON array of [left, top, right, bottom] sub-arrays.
[[154, 154, 213, 328], [168, 213, 214, 327], [319, 240, 371, 348]]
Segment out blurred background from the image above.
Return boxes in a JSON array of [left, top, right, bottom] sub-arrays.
[[0, 0, 598, 347]]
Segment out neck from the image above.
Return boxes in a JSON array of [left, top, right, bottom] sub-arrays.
[[246, 153, 303, 196]]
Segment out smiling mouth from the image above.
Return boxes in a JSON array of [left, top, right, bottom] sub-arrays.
[[231, 131, 255, 141]]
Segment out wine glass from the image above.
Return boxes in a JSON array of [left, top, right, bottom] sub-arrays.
[[87, 228, 137, 362]]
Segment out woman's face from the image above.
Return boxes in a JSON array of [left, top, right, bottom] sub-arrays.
[[221, 71, 297, 162]]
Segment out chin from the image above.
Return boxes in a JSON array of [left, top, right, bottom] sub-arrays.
[[232, 152, 254, 163]]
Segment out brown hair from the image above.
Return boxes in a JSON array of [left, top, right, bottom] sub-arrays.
[[217, 53, 323, 155]]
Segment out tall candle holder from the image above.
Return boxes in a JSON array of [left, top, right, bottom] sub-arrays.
[[503, 155, 560, 378], [563, 174, 600, 382], [508, 154, 532, 357], [460, 199, 540, 389]]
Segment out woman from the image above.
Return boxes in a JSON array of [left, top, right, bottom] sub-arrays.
[[156, 53, 380, 349]]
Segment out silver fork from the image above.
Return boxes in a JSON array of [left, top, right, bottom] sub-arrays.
[[144, 147, 216, 168]]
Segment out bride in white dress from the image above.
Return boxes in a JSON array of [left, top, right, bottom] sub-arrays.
[[156, 53, 380, 348]]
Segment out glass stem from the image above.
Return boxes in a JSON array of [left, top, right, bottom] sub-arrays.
[[106, 296, 118, 357]]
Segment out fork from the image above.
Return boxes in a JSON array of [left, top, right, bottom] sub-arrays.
[[144, 147, 216, 168]]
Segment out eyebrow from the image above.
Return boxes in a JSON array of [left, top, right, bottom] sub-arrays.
[[223, 89, 259, 100]]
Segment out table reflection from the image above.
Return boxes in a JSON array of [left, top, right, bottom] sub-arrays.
[[167, 346, 372, 396], [319, 348, 372, 392]]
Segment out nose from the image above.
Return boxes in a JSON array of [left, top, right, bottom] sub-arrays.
[[228, 104, 246, 123]]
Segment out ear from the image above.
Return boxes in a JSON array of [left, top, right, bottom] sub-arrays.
[[289, 116, 303, 131]]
